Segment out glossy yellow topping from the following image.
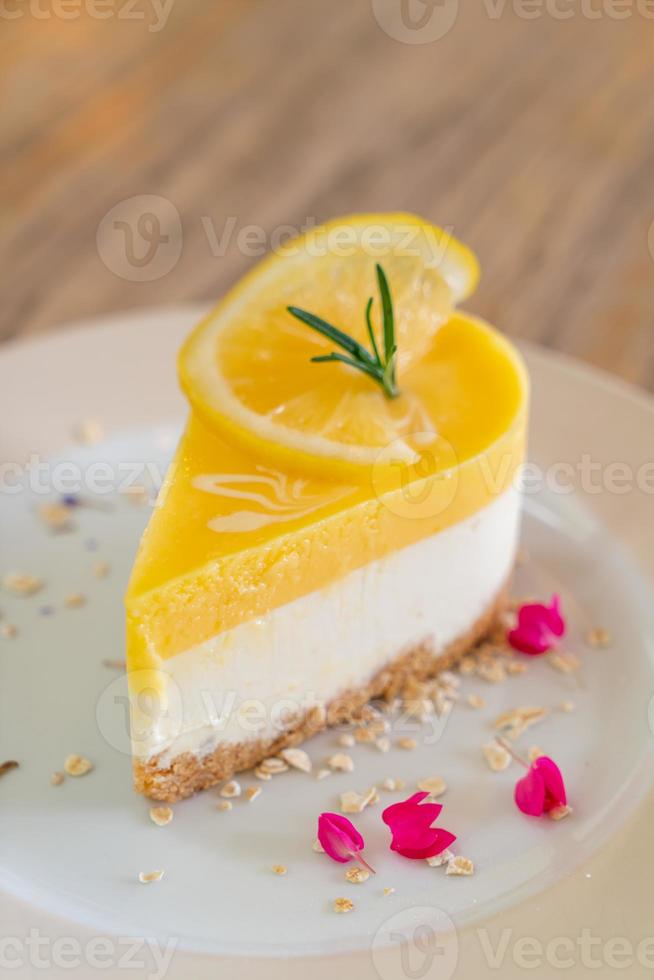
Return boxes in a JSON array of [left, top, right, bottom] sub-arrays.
[[126, 312, 528, 668]]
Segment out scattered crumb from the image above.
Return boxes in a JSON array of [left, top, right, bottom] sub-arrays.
[[379, 777, 404, 792], [433, 690, 454, 718], [354, 727, 375, 743], [0, 760, 19, 778], [149, 806, 173, 826], [333, 897, 354, 913], [345, 866, 370, 884], [138, 870, 164, 884], [417, 776, 447, 797], [549, 805, 573, 821], [271, 864, 287, 876], [477, 660, 506, 684], [482, 742, 511, 772], [467, 693, 485, 709], [217, 800, 232, 812], [528, 746, 545, 763], [439, 671, 460, 690], [459, 656, 476, 675], [506, 661, 527, 676], [397, 737, 417, 751], [254, 767, 272, 781], [312, 838, 325, 853], [37, 502, 74, 532], [245, 786, 261, 802], [92, 560, 111, 579], [446, 856, 475, 877], [426, 848, 454, 868], [375, 737, 390, 753], [587, 627, 612, 649], [280, 748, 312, 773], [64, 754, 93, 777], [220, 780, 241, 799], [340, 788, 377, 814], [64, 593, 86, 609], [50, 771, 65, 786], [73, 419, 104, 445], [316, 768, 331, 780], [102, 659, 125, 670], [3, 573, 43, 597], [549, 652, 581, 674], [383, 887, 395, 896], [367, 718, 389, 736], [559, 700, 575, 713], [307, 704, 327, 728], [258, 757, 289, 776], [494, 706, 549, 739], [405, 696, 434, 720], [337, 733, 355, 748], [327, 753, 354, 773], [1, 624, 18, 639]]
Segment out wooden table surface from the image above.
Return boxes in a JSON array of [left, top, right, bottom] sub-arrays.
[[2, 0, 653, 390]]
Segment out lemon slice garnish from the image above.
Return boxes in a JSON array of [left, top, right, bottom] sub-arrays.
[[179, 214, 479, 480]]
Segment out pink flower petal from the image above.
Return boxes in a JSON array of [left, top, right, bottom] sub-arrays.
[[382, 792, 443, 832], [515, 756, 567, 816], [508, 594, 566, 655], [534, 756, 567, 811], [515, 767, 546, 816], [382, 791, 457, 860], [317, 812, 364, 864], [392, 829, 458, 861]]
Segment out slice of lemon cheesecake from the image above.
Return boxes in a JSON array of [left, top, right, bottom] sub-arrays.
[[126, 214, 528, 801]]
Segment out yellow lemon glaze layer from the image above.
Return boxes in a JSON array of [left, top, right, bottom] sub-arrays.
[[126, 313, 528, 670]]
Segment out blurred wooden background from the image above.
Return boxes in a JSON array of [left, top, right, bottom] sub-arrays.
[[1, 0, 653, 389]]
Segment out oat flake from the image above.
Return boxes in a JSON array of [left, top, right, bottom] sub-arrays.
[[482, 742, 511, 772], [3, 573, 42, 597], [327, 753, 354, 772], [149, 806, 173, 826], [446, 856, 475, 876], [64, 754, 93, 777], [280, 748, 312, 773], [345, 867, 369, 884], [417, 776, 447, 797], [138, 870, 164, 884], [426, 848, 454, 868]]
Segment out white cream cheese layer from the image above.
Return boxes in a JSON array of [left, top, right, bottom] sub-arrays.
[[134, 487, 521, 762]]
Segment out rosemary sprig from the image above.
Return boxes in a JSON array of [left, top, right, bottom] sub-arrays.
[[287, 263, 399, 399]]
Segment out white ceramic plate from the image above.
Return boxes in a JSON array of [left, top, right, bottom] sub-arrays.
[[1, 308, 654, 979]]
